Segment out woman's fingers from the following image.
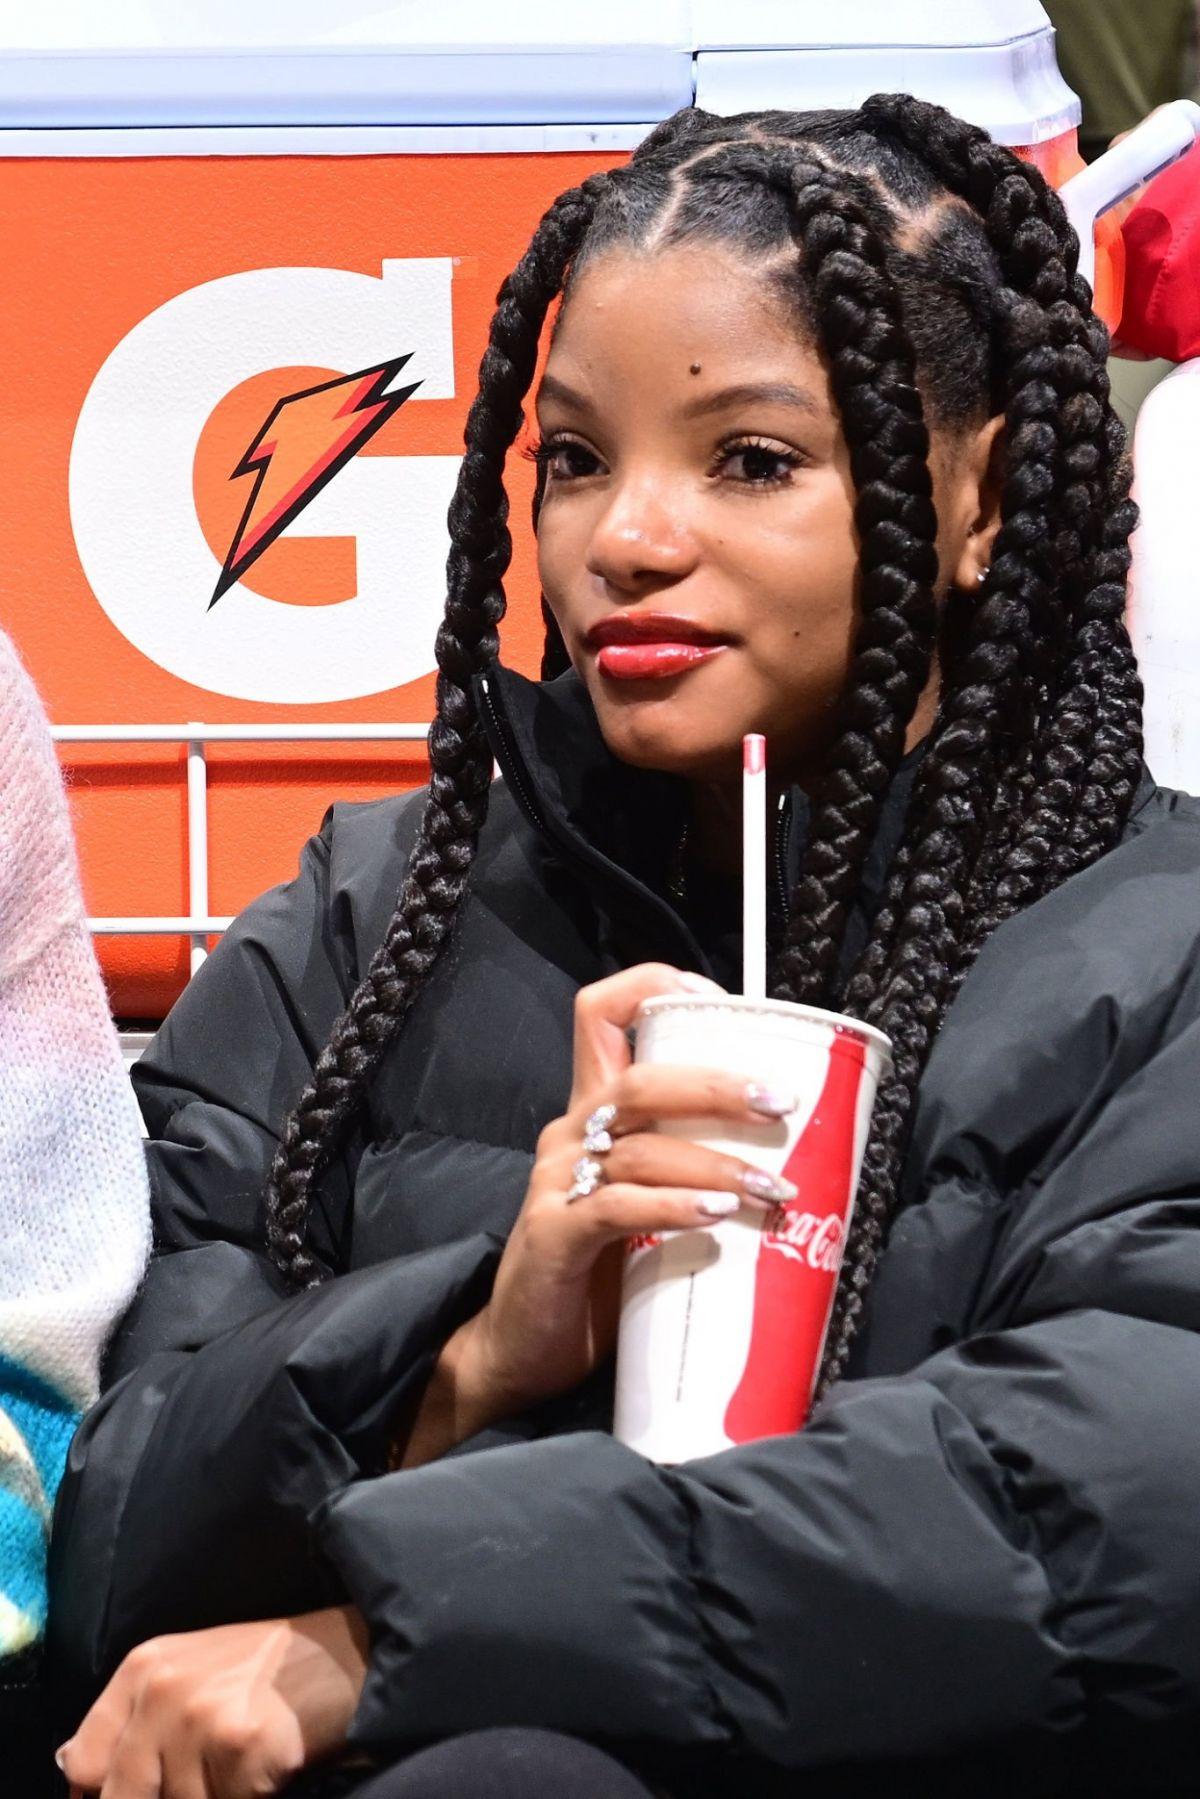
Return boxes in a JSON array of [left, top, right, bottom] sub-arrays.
[[97, 1671, 175, 1799], [539, 1064, 795, 1160], [570, 964, 723, 1097], [581, 1181, 752, 1235], [59, 1658, 140, 1794], [473, 967, 796, 1416], [606, 1061, 798, 1131], [60, 1614, 346, 1799], [578, 1130, 795, 1208], [529, 1136, 794, 1257], [96, 1728, 163, 1799]]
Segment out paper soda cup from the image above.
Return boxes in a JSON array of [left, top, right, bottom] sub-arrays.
[[612, 994, 891, 1464]]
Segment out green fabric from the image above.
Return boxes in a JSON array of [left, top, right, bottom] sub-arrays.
[[1045, 0, 1196, 153]]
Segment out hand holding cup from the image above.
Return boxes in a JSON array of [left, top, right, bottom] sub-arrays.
[[446, 963, 800, 1432]]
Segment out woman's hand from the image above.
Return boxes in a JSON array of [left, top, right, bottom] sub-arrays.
[[57, 1604, 368, 1798], [407, 964, 798, 1461]]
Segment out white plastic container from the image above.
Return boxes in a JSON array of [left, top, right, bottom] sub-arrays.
[[1129, 360, 1200, 794]]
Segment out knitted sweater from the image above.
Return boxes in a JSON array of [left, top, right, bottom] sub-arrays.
[[0, 631, 149, 1656]]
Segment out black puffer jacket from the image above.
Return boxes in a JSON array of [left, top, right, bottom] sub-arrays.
[[48, 665, 1200, 1795]]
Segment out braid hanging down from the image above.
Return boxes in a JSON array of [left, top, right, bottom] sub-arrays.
[[263, 95, 1143, 1415], [263, 103, 712, 1284], [815, 97, 1142, 1392], [263, 172, 611, 1286]]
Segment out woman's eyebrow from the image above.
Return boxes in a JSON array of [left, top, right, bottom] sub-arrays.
[[536, 374, 820, 420], [537, 373, 594, 413], [681, 380, 819, 418]]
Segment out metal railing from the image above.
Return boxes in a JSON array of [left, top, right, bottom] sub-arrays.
[[51, 721, 430, 974]]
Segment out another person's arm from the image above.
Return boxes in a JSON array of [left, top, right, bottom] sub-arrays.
[[0, 631, 149, 1660], [46, 806, 503, 1723]]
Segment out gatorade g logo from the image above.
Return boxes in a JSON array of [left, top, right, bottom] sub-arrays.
[[69, 260, 459, 704], [210, 356, 422, 608]]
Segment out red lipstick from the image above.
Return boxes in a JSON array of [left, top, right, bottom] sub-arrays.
[[597, 642, 727, 679], [585, 612, 731, 683]]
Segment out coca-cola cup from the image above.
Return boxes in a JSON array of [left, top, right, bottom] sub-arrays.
[[612, 993, 891, 1464]]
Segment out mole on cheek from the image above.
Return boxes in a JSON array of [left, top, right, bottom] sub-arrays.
[[689, 362, 702, 375]]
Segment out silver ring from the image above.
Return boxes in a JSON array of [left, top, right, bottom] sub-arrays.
[[565, 1154, 605, 1204], [582, 1102, 618, 1155]]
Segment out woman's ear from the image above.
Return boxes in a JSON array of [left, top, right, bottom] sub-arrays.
[[950, 413, 1005, 590]]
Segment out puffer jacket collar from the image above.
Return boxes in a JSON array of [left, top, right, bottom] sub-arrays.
[[473, 659, 924, 982]]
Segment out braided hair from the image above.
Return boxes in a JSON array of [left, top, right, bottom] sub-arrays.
[[262, 96, 1142, 1405], [263, 170, 612, 1285]]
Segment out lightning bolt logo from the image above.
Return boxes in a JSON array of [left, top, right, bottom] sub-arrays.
[[210, 353, 421, 607]]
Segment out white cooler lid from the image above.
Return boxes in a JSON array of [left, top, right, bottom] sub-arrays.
[[691, 0, 1078, 143], [692, 0, 1060, 49], [0, 0, 1078, 145], [0, 1, 694, 128]]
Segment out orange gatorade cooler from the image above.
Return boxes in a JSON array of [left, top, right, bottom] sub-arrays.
[[0, 2, 1097, 1021]]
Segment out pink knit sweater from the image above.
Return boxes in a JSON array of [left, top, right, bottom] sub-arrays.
[[0, 629, 149, 1654]]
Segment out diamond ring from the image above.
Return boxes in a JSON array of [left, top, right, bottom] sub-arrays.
[[582, 1102, 618, 1155], [565, 1154, 605, 1204]]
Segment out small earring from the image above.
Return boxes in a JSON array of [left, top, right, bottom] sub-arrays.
[[976, 567, 988, 585]]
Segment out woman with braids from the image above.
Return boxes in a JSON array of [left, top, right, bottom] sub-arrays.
[[51, 94, 1200, 1798]]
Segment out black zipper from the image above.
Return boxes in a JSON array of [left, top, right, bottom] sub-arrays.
[[476, 673, 553, 840], [475, 672, 709, 974], [773, 791, 792, 917]]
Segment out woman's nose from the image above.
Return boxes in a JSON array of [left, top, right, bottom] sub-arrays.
[[585, 479, 699, 593]]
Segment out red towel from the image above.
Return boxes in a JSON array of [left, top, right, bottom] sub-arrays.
[[1118, 140, 1200, 362]]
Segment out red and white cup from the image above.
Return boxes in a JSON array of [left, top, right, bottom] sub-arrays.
[[612, 994, 892, 1464]]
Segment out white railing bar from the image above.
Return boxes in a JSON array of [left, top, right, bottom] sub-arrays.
[[53, 721, 433, 952], [186, 724, 209, 976], [52, 723, 431, 743], [90, 917, 235, 934]]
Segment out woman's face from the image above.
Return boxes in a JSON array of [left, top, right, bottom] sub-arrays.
[[535, 243, 999, 786]]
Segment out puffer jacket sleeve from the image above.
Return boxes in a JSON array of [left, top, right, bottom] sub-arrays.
[[317, 893, 1200, 1788], [47, 812, 502, 1719]]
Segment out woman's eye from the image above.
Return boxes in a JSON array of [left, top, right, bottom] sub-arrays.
[[529, 437, 604, 482], [717, 441, 803, 487]]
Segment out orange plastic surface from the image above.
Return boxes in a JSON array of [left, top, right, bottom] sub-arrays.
[[4, 133, 1118, 1020], [2, 151, 621, 1016]]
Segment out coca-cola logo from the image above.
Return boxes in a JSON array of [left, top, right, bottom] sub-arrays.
[[762, 1207, 844, 1274]]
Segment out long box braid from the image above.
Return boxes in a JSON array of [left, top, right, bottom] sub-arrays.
[[263, 172, 612, 1289]]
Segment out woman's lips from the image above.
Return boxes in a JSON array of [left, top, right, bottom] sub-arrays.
[[595, 642, 728, 681], [585, 612, 732, 682]]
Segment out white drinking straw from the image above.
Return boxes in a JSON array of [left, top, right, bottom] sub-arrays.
[[742, 733, 767, 1000]]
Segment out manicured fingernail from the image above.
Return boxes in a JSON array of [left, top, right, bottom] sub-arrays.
[[746, 1083, 797, 1117], [696, 1190, 741, 1217], [742, 1168, 798, 1203], [677, 972, 724, 994]]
